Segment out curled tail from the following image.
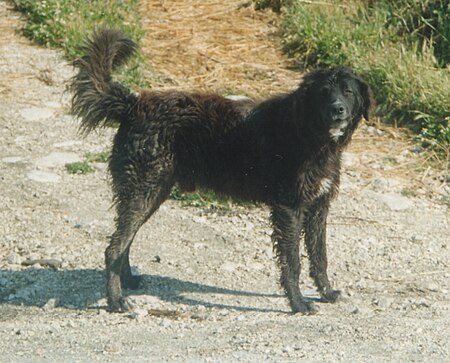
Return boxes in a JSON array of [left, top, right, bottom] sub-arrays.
[[70, 28, 138, 133]]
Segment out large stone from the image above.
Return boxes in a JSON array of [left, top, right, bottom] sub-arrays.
[[372, 192, 414, 211], [19, 107, 54, 122], [1, 156, 23, 164], [35, 152, 81, 168], [27, 170, 61, 183]]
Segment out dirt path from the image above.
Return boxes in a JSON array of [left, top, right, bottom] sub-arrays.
[[0, 0, 449, 362]]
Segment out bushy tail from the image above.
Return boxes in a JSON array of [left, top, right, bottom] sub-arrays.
[[70, 28, 138, 134]]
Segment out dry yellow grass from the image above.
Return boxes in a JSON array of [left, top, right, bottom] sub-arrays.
[[138, 0, 299, 98]]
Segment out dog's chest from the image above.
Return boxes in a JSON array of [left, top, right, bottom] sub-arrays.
[[297, 157, 340, 202]]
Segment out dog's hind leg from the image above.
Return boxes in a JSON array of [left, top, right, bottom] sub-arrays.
[[120, 246, 140, 290], [106, 174, 174, 312], [271, 204, 319, 314], [304, 196, 341, 303]]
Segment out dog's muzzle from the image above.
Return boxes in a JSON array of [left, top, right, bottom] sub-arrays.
[[329, 120, 349, 140]]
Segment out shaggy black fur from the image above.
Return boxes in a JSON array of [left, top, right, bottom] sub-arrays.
[[70, 28, 372, 314]]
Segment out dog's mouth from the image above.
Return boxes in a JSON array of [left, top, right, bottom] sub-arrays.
[[329, 120, 349, 140]]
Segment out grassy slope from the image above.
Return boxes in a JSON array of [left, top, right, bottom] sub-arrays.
[[282, 0, 449, 149]]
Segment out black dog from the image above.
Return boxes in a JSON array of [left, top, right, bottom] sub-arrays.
[[70, 29, 371, 314]]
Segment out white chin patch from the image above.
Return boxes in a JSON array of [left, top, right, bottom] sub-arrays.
[[329, 121, 348, 141], [330, 128, 344, 141]]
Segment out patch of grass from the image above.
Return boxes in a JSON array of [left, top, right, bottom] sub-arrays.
[[85, 151, 110, 163], [65, 161, 94, 175], [401, 188, 418, 198], [170, 186, 234, 209], [281, 0, 449, 151], [13, 0, 149, 87], [65, 151, 110, 175]]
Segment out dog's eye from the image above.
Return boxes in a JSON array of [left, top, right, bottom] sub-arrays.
[[344, 89, 353, 96]]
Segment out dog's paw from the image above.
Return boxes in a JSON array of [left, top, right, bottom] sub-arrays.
[[108, 297, 134, 313], [121, 274, 142, 290], [321, 289, 342, 303], [291, 300, 319, 315]]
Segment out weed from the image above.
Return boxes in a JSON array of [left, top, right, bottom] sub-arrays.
[[170, 186, 234, 209], [65, 161, 94, 175], [401, 188, 417, 198], [85, 151, 110, 163]]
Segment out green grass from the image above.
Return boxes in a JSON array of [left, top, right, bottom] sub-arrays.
[[85, 151, 110, 163], [65, 161, 94, 175], [282, 0, 449, 150], [170, 186, 235, 209], [13, 0, 148, 87], [65, 152, 108, 175]]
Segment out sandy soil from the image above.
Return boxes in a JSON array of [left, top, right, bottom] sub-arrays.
[[0, 1, 449, 362]]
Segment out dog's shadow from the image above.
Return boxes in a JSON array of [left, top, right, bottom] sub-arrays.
[[0, 267, 322, 313]]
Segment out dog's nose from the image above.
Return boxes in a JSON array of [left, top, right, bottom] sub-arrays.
[[330, 101, 346, 118]]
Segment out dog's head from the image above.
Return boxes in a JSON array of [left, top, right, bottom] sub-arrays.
[[301, 67, 372, 142]]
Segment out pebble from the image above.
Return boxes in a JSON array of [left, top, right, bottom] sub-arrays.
[[361, 125, 384, 136], [193, 216, 207, 224], [371, 177, 401, 192], [372, 297, 393, 308], [52, 140, 83, 148], [159, 320, 172, 328], [42, 298, 59, 310], [7, 253, 21, 265], [221, 261, 237, 273]]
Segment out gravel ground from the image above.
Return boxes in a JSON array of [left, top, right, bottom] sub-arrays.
[[0, 1, 449, 362]]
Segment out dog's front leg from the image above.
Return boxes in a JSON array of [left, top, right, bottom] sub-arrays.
[[272, 204, 319, 314], [304, 196, 341, 303]]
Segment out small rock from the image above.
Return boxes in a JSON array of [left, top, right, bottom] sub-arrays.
[[371, 178, 401, 192], [221, 261, 237, 273], [193, 216, 207, 224], [364, 125, 384, 136], [159, 320, 172, 328], [372, 297, 393, 308], [244, 221, 254, 231], [52, 140, 83, 148], [42, 298, 59, 310], [93, 162, 108, 172], [27, 170, 61, 183], [130, 309, 148, 318], [7, 253, 21, 265]]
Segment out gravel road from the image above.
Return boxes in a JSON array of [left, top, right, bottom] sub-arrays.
[[0, 1, 449, 362]]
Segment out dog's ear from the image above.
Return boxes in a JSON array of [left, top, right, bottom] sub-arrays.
[[358, 78, 372, 121]]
